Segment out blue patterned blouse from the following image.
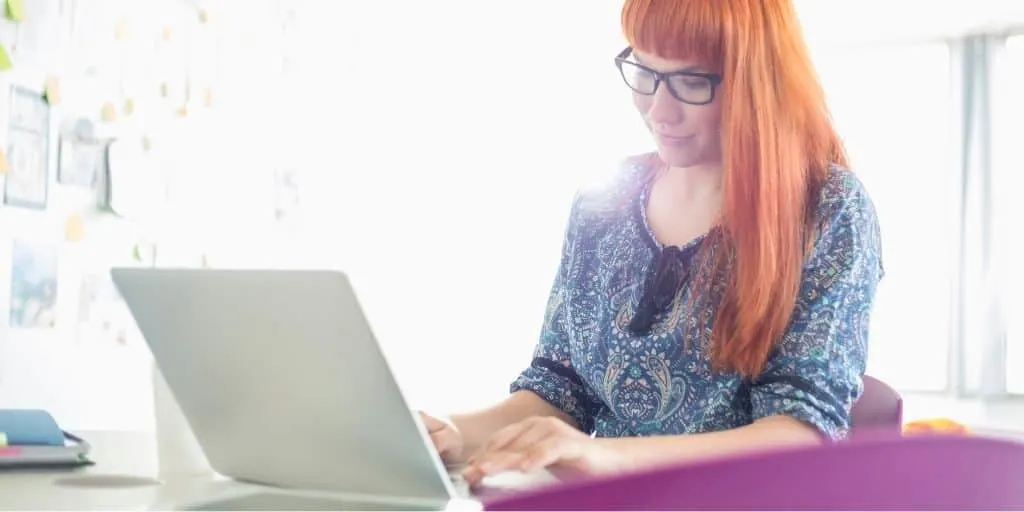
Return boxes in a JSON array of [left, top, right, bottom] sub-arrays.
[[510, 157, 884, 440]]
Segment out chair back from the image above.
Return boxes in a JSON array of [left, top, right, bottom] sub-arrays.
[[851, 375, 903, 434], [484, 435, 1024, 510]]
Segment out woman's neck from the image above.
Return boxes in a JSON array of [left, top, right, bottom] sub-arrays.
[[658, 162, 724, 203]]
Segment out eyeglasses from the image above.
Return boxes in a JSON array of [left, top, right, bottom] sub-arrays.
[[614, 47, 723, 106], [628, 245, 691, 334]]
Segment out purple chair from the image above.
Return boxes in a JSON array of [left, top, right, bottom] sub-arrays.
[[851, 375, 903, 434], [484, 435, 1024, 510]]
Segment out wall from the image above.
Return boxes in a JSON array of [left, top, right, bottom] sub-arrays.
[[0, 0, 289, 431]]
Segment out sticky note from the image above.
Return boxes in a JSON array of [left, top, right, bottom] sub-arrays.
[[115, 19, 131, 40], [5, 0, 25, 21], [0, 148, 9, 174], [203, 87, 214, 107], [162, 26, 173, 41], [101, 102, 118, 122], [176, 105, 188, 118], [0, 43, 12, 71], [159, 82, 169, 98], [198, 9, 209, 24], [141, 136, 153, 152], [65, 215, 85, 243], [44, 76, 61, 105], [123, 98, 136, 116]]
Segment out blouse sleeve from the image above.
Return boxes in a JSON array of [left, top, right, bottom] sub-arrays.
[[509, 195, 600, 432], [750, 177, 884, 440]]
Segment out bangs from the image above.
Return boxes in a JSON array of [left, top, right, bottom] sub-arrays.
[[621, 0, 723, 69]]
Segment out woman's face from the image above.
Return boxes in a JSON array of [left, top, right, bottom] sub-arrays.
[[629, 49, 723, 169]]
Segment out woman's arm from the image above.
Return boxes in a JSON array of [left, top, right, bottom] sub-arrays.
[[599, 415, 819, 471], [450, 390, 578, 462]]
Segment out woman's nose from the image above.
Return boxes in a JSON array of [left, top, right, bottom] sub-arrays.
[[645, 83, 684, 125]]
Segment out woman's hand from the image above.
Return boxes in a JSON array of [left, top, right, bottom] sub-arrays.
[[462, 416, 625, 486], [420, 412, 464, 465]]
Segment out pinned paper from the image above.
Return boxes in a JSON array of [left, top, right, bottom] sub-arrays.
[[44, 76, 61, 105], [141, 135, 153, 152], [176, 105, 188, 118], [115, 19, 131, 40], [203, 87, 214, 107], [162, 26, 173, 41], [101, 102, 118, 122], [123, 98, 136, 116], [0, 43, 12, 71], [64, 215, 85, 243], [0, 148, 10, 174], [5, 0, 25, 21], [198, 8, 209, 24], [159, 82, 169, 98]]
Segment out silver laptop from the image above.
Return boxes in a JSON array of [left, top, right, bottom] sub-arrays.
[[112, 268, 492, 510]]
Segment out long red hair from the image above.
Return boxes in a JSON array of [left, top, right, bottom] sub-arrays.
[[621, 0, 847, 378]]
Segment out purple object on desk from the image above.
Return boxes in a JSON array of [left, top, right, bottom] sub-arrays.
[[484, 435, 1024, 510]]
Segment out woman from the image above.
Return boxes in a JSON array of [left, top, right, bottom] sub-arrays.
[[423, 0, 884, 486]]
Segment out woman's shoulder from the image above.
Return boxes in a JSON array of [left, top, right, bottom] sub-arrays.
[[572, 153, 658, 221], [814, 164, 878, 227]]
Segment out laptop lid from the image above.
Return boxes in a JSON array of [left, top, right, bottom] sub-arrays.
[[111, 268, 456, 503]]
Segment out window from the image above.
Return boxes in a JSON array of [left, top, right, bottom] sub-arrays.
[[995, 35, 1024, 393], [813, 43, 956, 391]]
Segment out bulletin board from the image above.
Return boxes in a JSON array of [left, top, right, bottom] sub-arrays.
[[0, 0, 292, 431]]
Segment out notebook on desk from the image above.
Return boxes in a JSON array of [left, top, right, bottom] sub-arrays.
[[0, 409, 93, 469]]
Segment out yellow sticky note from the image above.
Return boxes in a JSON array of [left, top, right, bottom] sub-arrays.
[[65, 215, 85, 243], [44, 76, 61, 105], [176, 105, 188, 118], [141, 135, 153, 152], [123, 97, 136, 116], [5, 0, 25, 21], [0, 43, 12, 71], [0, 148, 10, 174], [162, 26, 173, 41], [198, 9, 209, 24], [101, 102, 118, 122]]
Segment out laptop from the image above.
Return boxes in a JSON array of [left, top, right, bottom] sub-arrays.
[[111, 268, 552, 510]]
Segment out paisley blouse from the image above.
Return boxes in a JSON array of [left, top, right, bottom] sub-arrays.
[[510, 156, 884, 440]]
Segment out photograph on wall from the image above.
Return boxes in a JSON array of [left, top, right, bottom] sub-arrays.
[[4, 87, 51, 209], [57, 136, 104, 187], [9, 240, 59, 329], [76, 272, 135, 346], [273, 167, 300, 221]]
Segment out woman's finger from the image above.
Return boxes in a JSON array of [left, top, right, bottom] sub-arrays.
[[463, 451, 527, 486], [518, 436, 573, 473], [419, 412, 447, 433], [479, 419, 535, 455]]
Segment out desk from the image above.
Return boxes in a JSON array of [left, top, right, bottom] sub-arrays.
[[0, 431, 546, 510], [0, 430, 255, 511]]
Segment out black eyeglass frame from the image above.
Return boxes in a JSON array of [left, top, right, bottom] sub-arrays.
[[614, 47, 723, 106]]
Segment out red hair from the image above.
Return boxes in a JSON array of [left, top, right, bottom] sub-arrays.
[[621, 0, 847, 378]]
